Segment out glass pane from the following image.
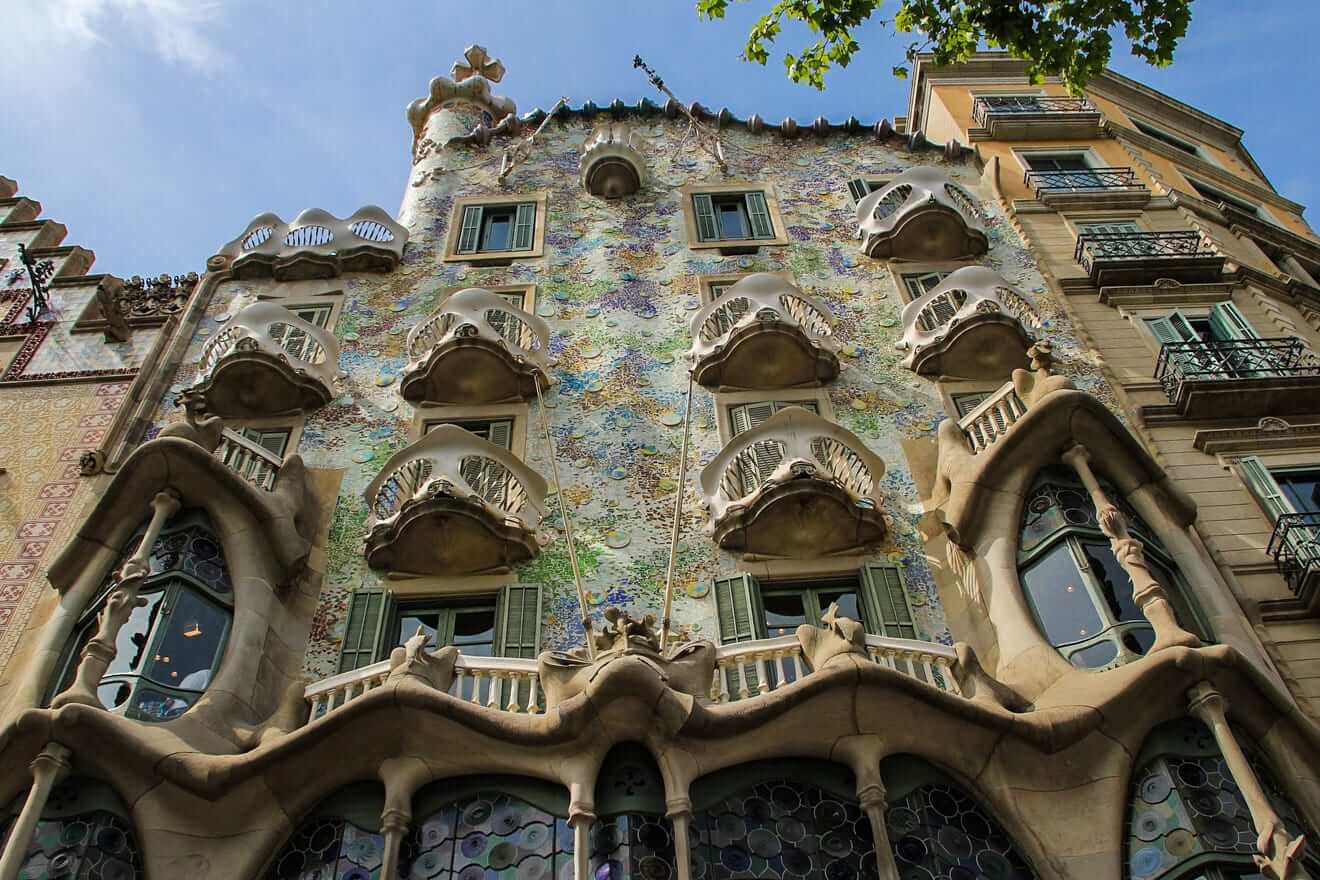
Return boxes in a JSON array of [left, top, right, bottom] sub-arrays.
[[397, 611, 441, 648], [763, 591, 809, 637], [144, 590, 229, 691], [816, 589, 860, 624], [1020, 542, 1105, 647], [482, 209, 514, 251], [1278, 471, 1320, 513], [105, 590, 165, 677], [1080, 540, 1143, 624], [716, 201, 748, 240], [1069, 640, 1118, 669], [452, 606, 496, 656], [129, 688, 193, 723]]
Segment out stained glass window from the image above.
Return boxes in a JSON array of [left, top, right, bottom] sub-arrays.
[[409, 790, 574, 880], [1126, 718, 1320, 880], [886, 782, 1035, 880], [0, 778, 143, 880], [267, 816, 389, 880]]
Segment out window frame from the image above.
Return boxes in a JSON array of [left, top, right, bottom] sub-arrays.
[[681, 182, 789, 251], [443, 192, 549, 263], [409, 401, 530, 457], [714, 388, 834, 447]]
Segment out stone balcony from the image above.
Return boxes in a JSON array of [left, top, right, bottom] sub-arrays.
[[699, 407, 886, 557], [191, 302, 339, 418], [970, 95, 1103, 140], [856, 166, 988, 261], [1268, 513, 1320, 615], [897, 266, 1042, 379], [1154, 337, 1320, 418], [213, 206, 408, 280], [1074, 230, 1225, 287], [363, 424, 547, 575], [399, 287, 550, 405], [579, 122, 647, 198], [687, 273, 839, 390], [215, 428, 284, 492]]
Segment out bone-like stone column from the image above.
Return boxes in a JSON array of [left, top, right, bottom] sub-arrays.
[[857, 778, 901, 880], [666, 797, 694, 880], [379, 806, 410, 879], [1060, 446, 1200, 653], [569, 805, 596, 880], [1187, 682, 1311, 880], [51, 489, 181, 710], [0, 743, 73, 880]]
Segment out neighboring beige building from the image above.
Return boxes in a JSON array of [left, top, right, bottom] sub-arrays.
[[1, 47, 1318, 880]]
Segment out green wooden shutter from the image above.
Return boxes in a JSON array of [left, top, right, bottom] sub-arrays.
[[713, 573, 764, 643], [487, 419, 514, 451], [860, 563, 917, 640], [338, 588, 387, 672], [1147, 312, 1197, 346], [952, 393, 989, 419], [1239, 456, 1291, 522], [729, 402, 784, 495], [511, 202, 537, 251], [496, 584, 542, 658], [744, 191, 774, 239], [1209, 301, 1259, 341], [456, 206, 483, 254], [693, 194, 718, 242], [847, 179, 871, 203]]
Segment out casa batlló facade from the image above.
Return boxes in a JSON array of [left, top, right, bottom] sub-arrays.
[[0, 45, 1319, 880]]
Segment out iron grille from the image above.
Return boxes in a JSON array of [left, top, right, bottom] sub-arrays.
[[1074, 230, 1214, 274], [1268, 512, 1320, 599], [1025, 167, 1142, 192], [1154, 337, 1320, 401], [972, 95, 1095, 127]]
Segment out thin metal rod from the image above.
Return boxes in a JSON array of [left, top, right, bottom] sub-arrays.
[[633, 56, 727, 172], [500, 96, 569, 182], [660, 372, 696, 652], [534, 374, 594, 658]]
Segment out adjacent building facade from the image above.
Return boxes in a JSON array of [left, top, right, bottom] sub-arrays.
[[0, 46, 1318, 880]]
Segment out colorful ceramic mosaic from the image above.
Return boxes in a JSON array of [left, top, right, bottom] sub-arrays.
[[144, 108, 1108, 680]]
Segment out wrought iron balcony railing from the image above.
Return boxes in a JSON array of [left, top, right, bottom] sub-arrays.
[[1267, 512, 1320, 605], [1074, 230, 1214, 271], [1155, 338, 1320, 400], [973, 95, 1096, 127], [1025, 167, 1143, 193]]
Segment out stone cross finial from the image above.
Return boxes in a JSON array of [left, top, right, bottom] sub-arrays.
[[452, 45, 505, 83]]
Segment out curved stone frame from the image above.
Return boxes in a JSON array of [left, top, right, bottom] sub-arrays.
[[212, 206, 408, 280], [855, 166, 989, 262], [8, 435, 314, 747]]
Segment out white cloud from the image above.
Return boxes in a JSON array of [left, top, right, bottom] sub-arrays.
[[9, 0, 231, 74]]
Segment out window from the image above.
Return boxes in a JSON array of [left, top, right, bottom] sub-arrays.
[[0, 778, 144, 877], [1024, 152, 1106, 189], [1079, 220, 1142, 237], [336, 584, 541, 672], [422, 416, 513, 448], [1187, 178, 1264, 218], [1239, 458, 1320, 521], [220, 425, 291, 488], [1132, 118, 1200, 155], [683, 184, 788, 249], [267, 302, 333, 363], [1145, 302, 1265, 378], [55, 510, 234, 722], [1017, 467, 1202, 670], [902, 270, 953, 301], [951, 392, 990, 419], [444, 193, 548, 262], [846, 178, 889, 203]]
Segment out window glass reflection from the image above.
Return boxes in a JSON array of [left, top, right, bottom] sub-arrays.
[[1020, 543, 1104, 647]]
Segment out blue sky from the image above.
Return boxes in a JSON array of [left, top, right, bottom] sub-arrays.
[[5, 0, 1317, 277]]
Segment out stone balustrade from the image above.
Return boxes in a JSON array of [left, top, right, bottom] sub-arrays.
[[215, 428, 283, 491], [957, 380, 1029, 454], [306, 654, 542, 721]]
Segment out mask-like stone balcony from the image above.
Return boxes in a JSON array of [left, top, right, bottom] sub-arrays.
[[1155, 336, 1320, 418], [856, 166, 988, 261], [579, 123, 647, 199], [192, 302, 339, 418], [688, 273, 839, 390], [898, 267, 1043, 380], [1268, 513, 1320, 615], [213, 207, 408, 281], [399, 287, 550, 405], [970, 95, 1103, 140], [363, 424, 547, 575], [699, 407, 886, 557], [1075, 230, 1225, 287]]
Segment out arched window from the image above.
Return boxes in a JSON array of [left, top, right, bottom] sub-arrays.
[[54, 509, 234, 722], [882, 756, 1036, 880], [1126, 718, 1320, 880], [266, 784, 392, 879], [590, 743, 678, 880], [691, 760, 877, 880], [1017, 466, 1201, 670], [0, 777, 143, 878]]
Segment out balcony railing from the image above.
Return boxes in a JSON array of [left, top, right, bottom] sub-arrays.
[[972, 95, 1095, 127], [1025, 167, 1143, 193], [213, 206, 408, 280], [711, 633, 959, 702], [363, 424, 547, 574], [401, 287, 550, 404], [1074, 230, 1212, 271], [215, 428, 283, 491], [688, 273, 838, 389], [303, 633, 960, 725], [1155, 338, 1320, 413], [898, 266, 1041, 378], [856, 166, 987, 261], [1268, 512, 1320, 608], [958, 381, 1028, 454]]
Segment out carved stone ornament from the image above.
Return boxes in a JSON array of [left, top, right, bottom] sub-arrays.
[[579, 123, 648, 199], [386, 627, 458, 692], [94, 277, 131, 342], [407, 45, 518, 143], [537, 607, 716, 710], [796, 603, 867, 671]]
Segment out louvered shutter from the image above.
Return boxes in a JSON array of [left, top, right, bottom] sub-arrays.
[[693, 194, 718, 241], [457, 206, 483, 254], [487, 419, 513, 450], [730, 402, 783, 496], [511, 203, 537, 251], [847, 179, 872, 203], [713, 572, 764, 697], [860, 563, 917, 640], [1147, 313, 1196, 346], [1209, 301, 1258, 341], [496, 584, 542, 658], [744, 191, 774, 239], [1238, 456, 1291, 522], [953, 393, 989, 419], [337, 588, 387, 672]]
